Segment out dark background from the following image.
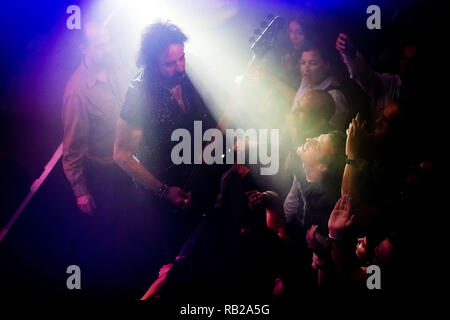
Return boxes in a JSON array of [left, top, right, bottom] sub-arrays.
[[0, 0, 441, 300]]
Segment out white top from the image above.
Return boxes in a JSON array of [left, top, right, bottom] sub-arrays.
[[292, 75, 349, 130]]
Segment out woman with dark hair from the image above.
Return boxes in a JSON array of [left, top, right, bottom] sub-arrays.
[[279, 16, 307, 89]]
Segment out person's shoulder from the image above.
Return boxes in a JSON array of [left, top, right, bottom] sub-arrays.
[[63, 63, 87, 97], [291, 81, 305, 108], [128, 70, 146, 90], [123, 71, 148, 103], [325, 77, 348, 103], [323, 75, 343, 90], [328, 88, 347, 101], [294, 169, 308, 186], [120, 71, 150, 126]]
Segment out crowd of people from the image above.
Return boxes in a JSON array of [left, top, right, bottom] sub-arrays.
[[57, 11, 434, 304]]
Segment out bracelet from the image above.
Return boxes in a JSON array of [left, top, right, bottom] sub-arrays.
[[156, 184, 169, 199], [345, 158, 359, 167], [328, 233, 338, 241]]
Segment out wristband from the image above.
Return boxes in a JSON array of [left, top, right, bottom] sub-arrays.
[[345, 158, 359, 167], [328, 233, 338, 241]]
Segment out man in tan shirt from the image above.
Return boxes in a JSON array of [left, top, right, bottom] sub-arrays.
[[61, 22, 140, 297], [62, 22, 127, 214]]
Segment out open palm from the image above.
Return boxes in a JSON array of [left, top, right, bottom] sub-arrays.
[[328, 195, 355, 239]]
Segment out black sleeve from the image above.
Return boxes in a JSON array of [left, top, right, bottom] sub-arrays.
[[120, 74, 146, 128]]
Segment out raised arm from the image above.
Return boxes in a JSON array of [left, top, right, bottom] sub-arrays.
[[341, 113, 367, 198], [336, 33, 382, 100], [265, 71, 297, 103]]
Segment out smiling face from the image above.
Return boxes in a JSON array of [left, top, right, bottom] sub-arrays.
[[296, 134, 335, 183], [157, 43, 186, 87]]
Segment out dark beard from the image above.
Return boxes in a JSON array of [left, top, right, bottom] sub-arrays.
[[164, 72, 186, 88]]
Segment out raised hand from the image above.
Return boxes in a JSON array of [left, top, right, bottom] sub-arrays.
[[328, 195, 355, 239], [346, 113, 367, 160], [336, 33, 356, 59]]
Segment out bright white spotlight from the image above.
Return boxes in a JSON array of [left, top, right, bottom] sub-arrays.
[[125, 0, 170, 28]]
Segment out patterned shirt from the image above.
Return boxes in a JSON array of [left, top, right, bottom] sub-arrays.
[[120, 71, 215, 186]]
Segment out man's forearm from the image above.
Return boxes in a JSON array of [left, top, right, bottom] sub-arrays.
[[63, 166, 89, 197], [267, 73, 296, 103], [330, 240, 346, 278], [341, 51, 380, 100], [62, 93, 90, 198], [114, 118, 164, 192], [62, 146, 89, 198], [115, 153, 163, 192], [341, 163, 360, 198]]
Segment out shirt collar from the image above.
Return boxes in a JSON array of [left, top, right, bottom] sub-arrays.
[[300, 75, 336, 91], [315, 76, 334, 90], [316, 76, 334, 90], [79, 59, 108, 88]]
